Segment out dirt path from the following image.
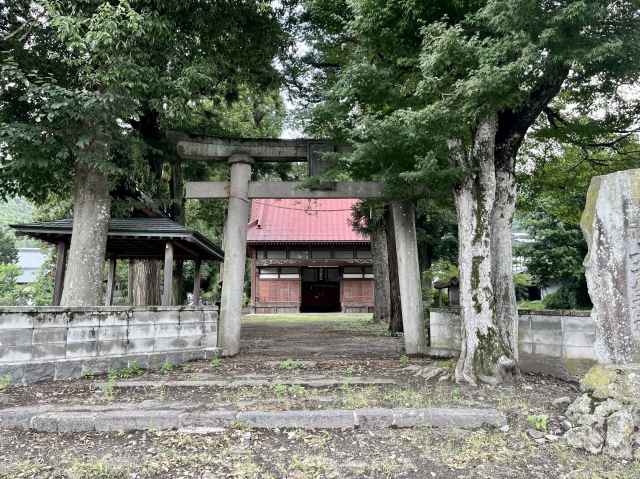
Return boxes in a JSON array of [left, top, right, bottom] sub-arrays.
[[240, 314, 402, 359]]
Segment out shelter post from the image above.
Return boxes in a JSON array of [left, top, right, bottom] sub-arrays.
[[193, 259, 202, 305], [162, 241, 175, 306], [53, 241, 67, 306], [105, 257, 116, 306], [219, 153, 254, 356], [391, 200, 427, 355]]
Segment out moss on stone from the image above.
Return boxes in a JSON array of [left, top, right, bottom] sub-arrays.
[[579, 176, 601, 241], [581, 365, 618, 399]]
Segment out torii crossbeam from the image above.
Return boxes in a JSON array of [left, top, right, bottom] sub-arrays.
[[178, 135, 426, 357]]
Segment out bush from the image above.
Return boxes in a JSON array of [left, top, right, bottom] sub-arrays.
[[542, 285, 577, 310], [0, 263, 21, 305]]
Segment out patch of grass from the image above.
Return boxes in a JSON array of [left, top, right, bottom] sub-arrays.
[[230, 459, 274, 479], [273, 383, 288, 397], [160, 360, 176, 375], [439, 430, 515, 469], [287, 455, 333, 479], [451, 386, 461, 401], [272, 383, 307, 398], [0, 373, 11, 392], [341, 385, 377, 409], [549, 443, 640, 478], [518, 300, 545, 311], [67, 460, 129, 479], [278, 358, 304, 370], [399, 355, 409, 367], [527, 414, 549, 432], [0, 460, 51, 479], [210, 357, 222, 368], [435, 359, 456, 370]]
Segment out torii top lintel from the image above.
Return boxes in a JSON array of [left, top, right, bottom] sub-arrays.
[[175, 136, 350, 162]]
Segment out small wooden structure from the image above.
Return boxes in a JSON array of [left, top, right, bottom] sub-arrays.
[[10, 218, 223, 306]]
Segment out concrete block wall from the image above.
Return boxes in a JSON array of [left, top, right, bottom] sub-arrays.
[[429, 308, 596, 380], [0, 306, 219, 384]]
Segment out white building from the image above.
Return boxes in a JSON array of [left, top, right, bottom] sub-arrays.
[[16, 247, 48, 284]]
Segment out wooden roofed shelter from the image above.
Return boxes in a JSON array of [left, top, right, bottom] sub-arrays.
[[10, 218, 224, 307]]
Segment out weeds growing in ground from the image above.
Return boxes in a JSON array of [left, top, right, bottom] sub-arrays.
[[108, 361, 144, 380], [103, 376, 116, 401], [0, 373, 11, 392], [211, 357, 222, 368], [160, 360, 176, 375], [399, 355, 409, 367], [67, 460, 128, 479], [278, 358, 304, 370], [527, 414, 549, 432]]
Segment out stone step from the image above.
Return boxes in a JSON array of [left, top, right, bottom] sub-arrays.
[[97, 376, 398, 390], [0, 403, 506, 433]]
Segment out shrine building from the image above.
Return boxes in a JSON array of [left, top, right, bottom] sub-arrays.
[[247, 198, 374, 314]]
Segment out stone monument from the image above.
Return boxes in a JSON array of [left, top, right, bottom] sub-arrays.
[[580, 169, 640, 363], [560, 169, 640, 458]]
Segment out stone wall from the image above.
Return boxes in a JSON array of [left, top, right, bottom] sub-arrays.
[[430, 308, 596, 380], [0, 306, 219, 384]]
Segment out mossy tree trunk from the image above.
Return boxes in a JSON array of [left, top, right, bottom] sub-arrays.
[[492, 156, 519, 362], [449, 114, 516, 386], [61, 161, 111, 306]]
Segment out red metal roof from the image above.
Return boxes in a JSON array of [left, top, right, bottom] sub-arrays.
[[247, 199, 369, 244]]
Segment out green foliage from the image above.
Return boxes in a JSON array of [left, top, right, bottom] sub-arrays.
[[542, 285, 587, 311], [0, 228, 18, 265], [0, 374, 11, 392], [527, 414, 549, 432], [516, 142, 640, 308], [272, 383, 288, 397], [278, 358, 304, 370], [108, 361, 144, 380], [1, 0, 290, 212], [210, 357, 222, 369], [0, 263, 21, 305], [298, 0, 640, 192], [103, 376, 116, 401], [160, 360, 175, 375], [399, 355, 409, 367], [68, 460, 128, 479]]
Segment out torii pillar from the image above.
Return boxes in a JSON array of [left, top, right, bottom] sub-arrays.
[[219, 153, 253, 356], [391, 201, 427, 355]]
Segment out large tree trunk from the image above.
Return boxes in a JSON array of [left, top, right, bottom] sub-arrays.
[[371, 226, 391, 324], [128, 259, 162, 305], [61, 162, 111, 306], [385, 206, 403, 333], [491, 159, 519, 361], [450, 115, 515, 386]]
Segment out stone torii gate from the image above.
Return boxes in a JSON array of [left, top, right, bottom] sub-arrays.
[[177, 136, 426, 357]]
